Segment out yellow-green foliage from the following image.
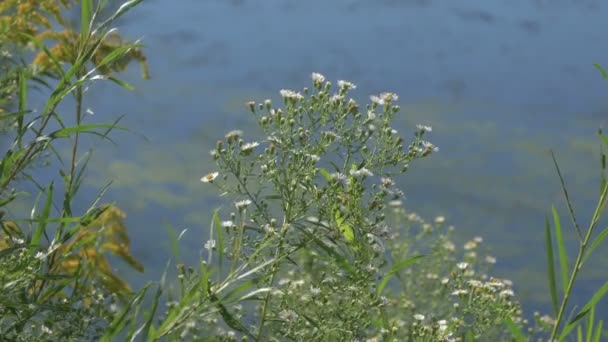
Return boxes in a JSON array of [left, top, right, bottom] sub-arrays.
[[0, 0, 146, 302], [1, 205, 144, 300]]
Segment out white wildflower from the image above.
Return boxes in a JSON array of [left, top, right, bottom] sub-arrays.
[[337, 80, 356, 90], [367, 110, 377, 120], [349, 167, 373, 177], [41, 325, 52, 335], [201, 172, 219, 183], [279, 89, 303, 101], [485, 255, 497, 264], [456, 262, 469, 270], [416, 124, 433, 132], [464, 241, 477, 250], [413, 314, 425, 321], [225, 130, 243, 140], [311, 72, 326, 84], [500, 289, 514, 298], [434, 216, 446, 224], [234, 199, 252, 210], [240, 141, 259, 154], [330, 94, 345, 103], [380, 92, 398, 102], [221, 220, 234, 228], [279, 309, 299, 322], [370, 95, 384, 105], [204, 240, 216, 250]]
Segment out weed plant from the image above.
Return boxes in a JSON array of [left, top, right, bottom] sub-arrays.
[[1, 1, 607, 341]]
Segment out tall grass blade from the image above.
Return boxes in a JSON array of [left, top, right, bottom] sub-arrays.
[[545, 215, 559, 315], [592, 320, 603, 342], [552, 207, 570, 292], [585, 306, 595, 342], [561, 281, 608, 339], [551, 151, 583, 240], [81, 0, 93, 39]]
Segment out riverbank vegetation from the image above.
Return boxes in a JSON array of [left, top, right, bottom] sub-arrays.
[[0, 1, 606, 340]]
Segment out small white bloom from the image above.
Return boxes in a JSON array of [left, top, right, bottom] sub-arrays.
[[413, 314, 425, 321], [473, 236, 483, 243], [370, 95, 384, 105], [221, 220, 234, 228], [337, 80, 356, 90], [41, 325, 52, 334], [279, 89, 303, 101], [330, 94, 345, 103], [331, 172, 350, 186], [240, 141, 259, 154], [434, 216, 446, 224], [225, 130, 243, 140], [416, 124, 433, 132], [451, 289, 468, 296], [310, 286, 321, 297], [305, 154, 320, 162], [388, 200, 402, 207], [456, 262, 469, 270], [201, 172, 219, 183], [234, 199, 252, 210], [349, 167, 373, 177], [485, 255, 497, 264], [464, 241, 477, 250], [279, 309, 299, 322], [380, 92, 399, 102], [311, 72, 326, 84], [34, 251, 46, 260], [367, 110, 377, 120], [500, 289, 514, 297], [204, 240, 216, 250]]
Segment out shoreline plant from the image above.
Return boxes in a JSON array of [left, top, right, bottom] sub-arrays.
[[0, 1, 607, 341]]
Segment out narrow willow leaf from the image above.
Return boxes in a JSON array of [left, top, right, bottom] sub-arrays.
[[562, 281, 608, 339], [30, 183, 53, 252], [504, 317, 526, 342], [377, 255, 424, 295], [164, 223, 179, 260], [102, 282, 152, 341], [212, 209, 224, 269], [545, 215, 559, 315], [318, 167, 333, 181], [552, 206, 569, 292], [593, 63, 608, 79]]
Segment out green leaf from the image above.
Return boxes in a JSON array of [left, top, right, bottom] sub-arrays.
[[504, 317, 526, 342], [334, 208, 354, 242], [562, 281, 608, 339], [318, 167, 333, 181], [30, 183, 53, 253], [592, 320, 603, 342], [552, 206, 569, 292], [212, 209, 225, 268], [545, 215, 559, 316], [377, 255, 424, 295], [102, 282, 152, 341], [584, 227, 608, 263], [593, 63, 608, 79], [164, 222, 179, 261], [48, 123, 126, 139], [81, 0, 93, 39]]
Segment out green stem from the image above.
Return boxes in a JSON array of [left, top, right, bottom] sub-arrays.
[[550, 181, 608, 339]]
